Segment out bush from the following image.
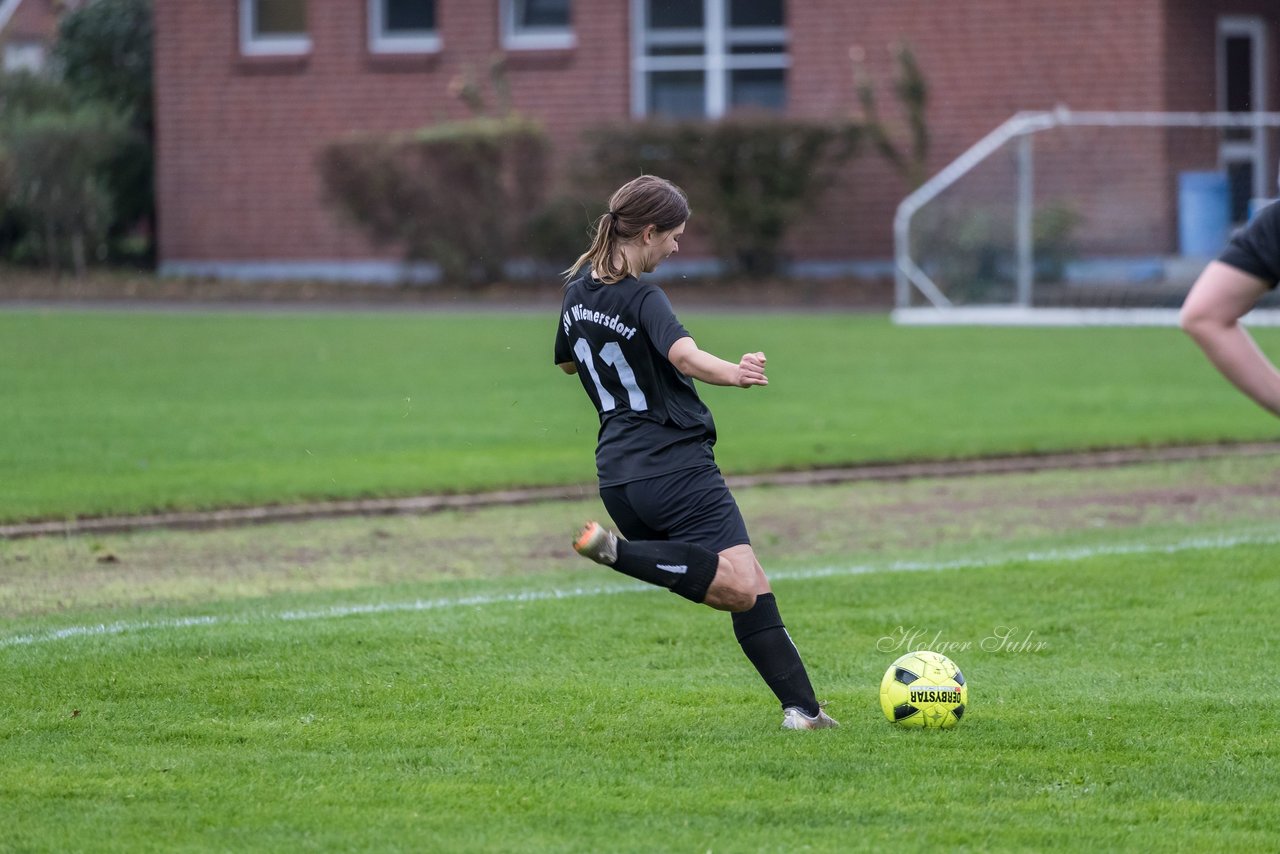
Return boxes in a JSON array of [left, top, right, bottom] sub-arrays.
[[0, 102, 133, 275], [0, 74, 74, 264], [914, 200, 1081, 303], [55, 0, 153, 125], [0, 143, 12, 232], [524, 195, 597, 268], [582, 118, 863, 277], [1033, 202, 1082, 282], [854, 41, 929, 189], [54, 0, 154, 263], [0, 0, 153, 271], [318, 116, 549, 284], [0, 73, 74, 116]]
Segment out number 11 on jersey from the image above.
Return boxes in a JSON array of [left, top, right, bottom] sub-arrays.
[[573, 338, 648, 412]]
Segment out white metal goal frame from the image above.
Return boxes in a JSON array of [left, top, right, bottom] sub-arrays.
[[893, 106, 1280, 326]]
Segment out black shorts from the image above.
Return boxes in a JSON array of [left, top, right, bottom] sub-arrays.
[[599, 464, 750, 553]]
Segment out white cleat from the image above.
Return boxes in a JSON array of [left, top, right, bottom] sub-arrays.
[[782, 706, 840, 730], [573, 521, 619, 566]]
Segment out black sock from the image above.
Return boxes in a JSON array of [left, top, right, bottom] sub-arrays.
[[732, 593, 820, 716], [612, 539, 719, 604]]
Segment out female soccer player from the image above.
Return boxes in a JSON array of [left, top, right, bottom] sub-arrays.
[[553, 175, 837, 730], [1180, 199, 1280, 417]]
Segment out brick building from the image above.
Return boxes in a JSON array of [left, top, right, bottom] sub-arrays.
[[0, 0, 82, 74], [152, 1, 1280, 282]]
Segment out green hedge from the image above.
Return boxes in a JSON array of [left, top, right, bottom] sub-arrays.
[[582, 117, 863, 277], [318, 116, 549, 284]]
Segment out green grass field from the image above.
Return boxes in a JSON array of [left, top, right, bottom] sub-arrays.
[[3, 454, 1280, 852], [2, 308, 1278, 523], [4, 306, 1280, 850]]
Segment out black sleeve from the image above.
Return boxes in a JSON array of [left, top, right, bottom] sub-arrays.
[[1219, 201, 1280, 288], [637, 287, 691, 358], [554, 290, 574, 364], [554, 314, 572, 365]]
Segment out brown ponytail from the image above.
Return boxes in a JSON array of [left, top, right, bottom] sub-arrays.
[[564, 175, 690, 284]]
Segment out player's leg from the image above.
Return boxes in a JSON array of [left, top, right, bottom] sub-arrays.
[[574, 519, 724, 606], [579, 524, 835, 725], [577, 467, 836, 727], [577, 469, 759, 611], [669, 476, 822, 717], [720, 544, 836, 728]]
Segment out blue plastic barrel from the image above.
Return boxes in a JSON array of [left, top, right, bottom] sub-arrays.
[[1178, 171, 1231, 257]]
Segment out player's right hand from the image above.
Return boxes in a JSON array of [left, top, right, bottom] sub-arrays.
[[737, 351, 768, 388]]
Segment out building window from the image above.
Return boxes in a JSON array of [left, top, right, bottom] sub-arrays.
[[240, 0, 310, 56], [1217, 16, 1270, 219], [3, 41, 46, 74], [370, 0, 440, 53], [502, 0, 573, 50], [633, 0, 787, 118]]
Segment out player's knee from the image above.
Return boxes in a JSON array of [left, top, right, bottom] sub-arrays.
[[704, 579, 756, 612], [715, 554, 763, 610], [716, 573, 757, 611], [724, 588, 757, 612]]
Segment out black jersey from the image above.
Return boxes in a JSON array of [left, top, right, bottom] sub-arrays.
[[1219, 200, 1280, 288], [554, 274, 717, 486]]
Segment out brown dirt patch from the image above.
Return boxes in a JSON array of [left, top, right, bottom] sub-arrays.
[[4, 448, 1278, 619], [4, 441, 1278, 541]]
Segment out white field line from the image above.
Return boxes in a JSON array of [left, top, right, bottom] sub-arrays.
[[3, 530, 1279, 651]]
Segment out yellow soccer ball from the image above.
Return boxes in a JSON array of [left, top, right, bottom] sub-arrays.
[[879, 650, 968, 728]]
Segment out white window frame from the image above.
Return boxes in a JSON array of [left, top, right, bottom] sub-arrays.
[[630, 0, 788, 119], [1217, 16, 1270, 200], [239, 0, 311, 57], [369, 0, 441, 54], [501, 0, 575, 51], [3, 40, 46, 74]]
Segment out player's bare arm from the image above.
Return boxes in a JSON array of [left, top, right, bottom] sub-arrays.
[[1180, 261, 1280, 418], [557, 361, 577, 375], [667, 337, 767, 388]]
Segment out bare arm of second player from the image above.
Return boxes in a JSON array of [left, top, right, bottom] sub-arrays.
[[1180, 260, 1280, 417]]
